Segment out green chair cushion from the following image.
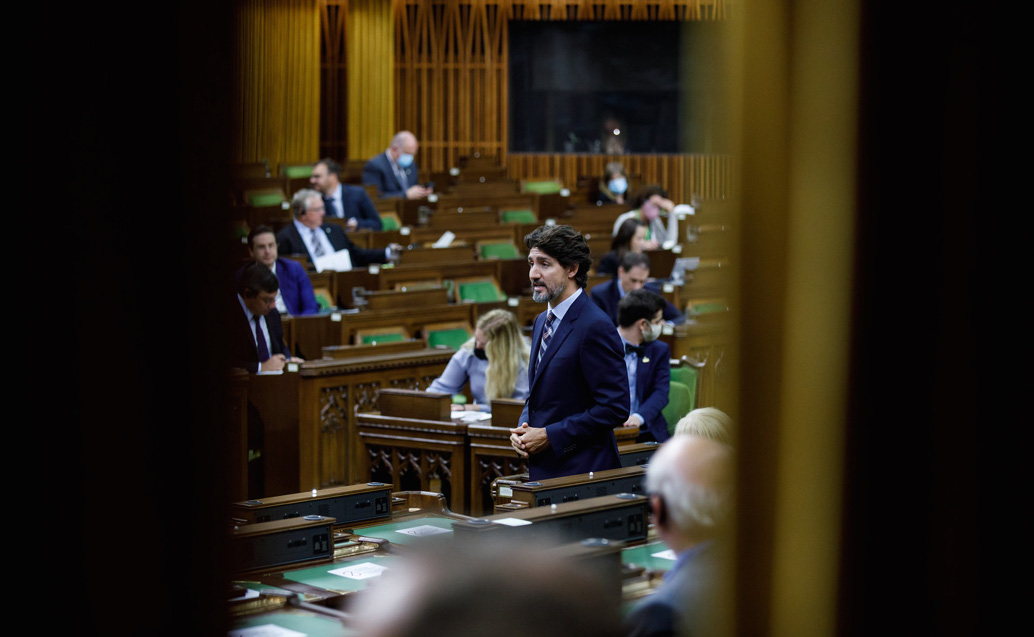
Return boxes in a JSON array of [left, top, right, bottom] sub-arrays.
[[381, 216, 400, 231], [458, 282, 504, 303], [501, 209, 537, 224], [688, 302, 727, 316], [427, 328, 472, 351], [523, 181, 562, 194], [361, 332, 406, 345], [480, 242, 521, 260], [248, 192, 285, 207], [283, 165, 313, 178], [662, 380, 696, 435]]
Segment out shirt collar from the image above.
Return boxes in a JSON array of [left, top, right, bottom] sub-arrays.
[[547, 286, 582, 321]]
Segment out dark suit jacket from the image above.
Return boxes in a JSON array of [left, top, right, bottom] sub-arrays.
[[326, 184, 382, 231], [230, 299, 289, 374], [629, 339, 672, 443], [518, 291, 629, 481], [590, 278, 685, 326], [275, 222, 388, 269], [362, 152, 418, 199], [234, 258, 319, 316], [624, 542, 727, 637]]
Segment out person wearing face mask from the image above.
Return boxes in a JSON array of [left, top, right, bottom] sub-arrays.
[[426, 310, 530, 412], [596, 161, 630, 205], [616, 288, 672, 443], [362, 130, 434, 200], [612, 183, 690, 249]]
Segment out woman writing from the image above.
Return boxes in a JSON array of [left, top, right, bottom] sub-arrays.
[[596, 218, 649, 278], [427, 310, 530, 411]]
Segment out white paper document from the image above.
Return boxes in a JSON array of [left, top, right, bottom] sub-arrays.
[[313, 248, 353, 273], [328, 561, 389, 580], [395, 524, 452, 537], [229, 624, 306, 637]]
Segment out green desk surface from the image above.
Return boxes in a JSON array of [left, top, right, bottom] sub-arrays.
[[230, 608, 355, 636], [622, 540, 676, 573], [349, 515, 456, 545], [280, 554, 401, 594]]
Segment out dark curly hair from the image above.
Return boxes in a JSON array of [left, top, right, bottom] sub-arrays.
[[524, 224, 592, 289]]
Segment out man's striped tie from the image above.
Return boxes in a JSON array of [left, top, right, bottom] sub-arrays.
[[536, 310, 556, 373]]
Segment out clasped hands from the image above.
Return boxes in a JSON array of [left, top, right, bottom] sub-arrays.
[[509, 422, 549, 458]]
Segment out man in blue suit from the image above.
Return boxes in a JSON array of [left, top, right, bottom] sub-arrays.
[[616, 288, 672, 443], [510, 225, 630, 481], [275, 189, 401, 272], [241, 225, 320, 316], [310, 158, 383, 231], [591, 252, 685, 326], [362, 131, 433, 199]]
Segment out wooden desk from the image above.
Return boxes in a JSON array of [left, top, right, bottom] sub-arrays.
[[248, 349, 454, 496]]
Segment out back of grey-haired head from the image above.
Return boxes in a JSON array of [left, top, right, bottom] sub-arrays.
[[646, 435, 733, 538]]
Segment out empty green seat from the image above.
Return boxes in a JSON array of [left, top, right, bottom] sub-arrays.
[[522, 180, 562, 194], [458, 281, 504, 303], [480, 242, 521, 260], [360, 332, 406, 345], [282, 165, 313, 178], [662, 381, 695, 436], [247, 192, 286, 207], [501, 209, 537, 224], [427, 328, 472, 351], [381, 215, 400, 231]]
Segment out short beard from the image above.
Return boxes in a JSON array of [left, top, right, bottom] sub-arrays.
[[532, 282, 559, 304]]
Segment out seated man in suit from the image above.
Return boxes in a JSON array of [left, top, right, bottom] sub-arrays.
[[231, 262, 304, 373], [509, 224, 630, 481], [362, 130, 433, 199], [276, 189, 401, 270], [624, 434, 733, 637], [310, 157, 383, 232], [617, 289, 672, 443], [240, 225, 319, 316], [591, 252, 685, 326]]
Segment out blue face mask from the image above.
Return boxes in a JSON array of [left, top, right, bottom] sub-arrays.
[[608, 177, 628, 194], [397, 153, 414, 168]]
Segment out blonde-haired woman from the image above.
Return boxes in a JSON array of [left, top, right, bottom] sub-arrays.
[[673, 407, 732, 445], [427, 310, 531, 412]]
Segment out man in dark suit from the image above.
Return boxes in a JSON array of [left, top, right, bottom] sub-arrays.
[[616, 289, 672, 443], [276, 189, 400, 271], [362, 130, 433, 199], [591, 252, 685, 326], [310, 157, 383, 231], [240, 225, 320, 315], [509, 225, 630, 481], [231, 262, 303, 373], [624, 434, 733, 637]]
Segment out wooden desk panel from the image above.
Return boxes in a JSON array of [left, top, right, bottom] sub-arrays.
[[247, 349, 454, 496]]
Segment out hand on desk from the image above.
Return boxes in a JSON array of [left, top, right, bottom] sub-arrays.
[[259, 354, 287, 372], [509, 422, 549, 458], [622, 414, 644, 428], [406, 184, 432, 200], [345, 217, 359, 232]]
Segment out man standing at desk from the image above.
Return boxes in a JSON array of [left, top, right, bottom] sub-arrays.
[[362, 131, 433, 199], [510, 225, 629, 480], [310, 157, 383, 231]]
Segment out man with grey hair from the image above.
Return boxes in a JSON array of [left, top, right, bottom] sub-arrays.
[[362, 130, 433, 199], [625, 435, 734, 637], [275, 188, 400, 269]]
